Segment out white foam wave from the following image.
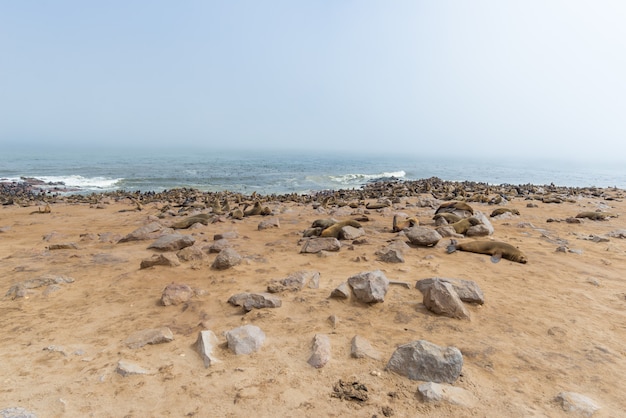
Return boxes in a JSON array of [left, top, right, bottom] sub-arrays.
[[329, 170, 406, 184], [36, 175, 123, 190]]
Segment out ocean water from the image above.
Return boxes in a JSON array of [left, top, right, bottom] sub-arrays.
[[1, 148, 624, 195]]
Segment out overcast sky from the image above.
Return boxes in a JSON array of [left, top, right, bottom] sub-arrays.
[[1, 1, 625, 161]]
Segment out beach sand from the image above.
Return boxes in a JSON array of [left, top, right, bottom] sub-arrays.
[[1, 189, 625, 417]]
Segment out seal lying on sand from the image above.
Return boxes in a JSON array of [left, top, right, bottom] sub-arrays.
[[320, 220, 362, 238], [575, 211, 618, 221], [435, 201, 474, 215], [490, 208, 520, 217], [449, 217, 481, 234], [447, 239, 527, 264], [171, 213, 213, 229], [433, 213, 462, 224], [392, 215, 419, 232]]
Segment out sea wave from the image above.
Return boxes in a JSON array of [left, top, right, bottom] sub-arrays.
[[328, 170, 406, 185], [33, 175, 123, 191]]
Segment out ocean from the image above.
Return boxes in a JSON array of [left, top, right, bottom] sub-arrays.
[[1, 148, 624, 195]]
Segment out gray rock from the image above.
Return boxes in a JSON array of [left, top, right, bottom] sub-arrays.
[[196, 330, 220, 368], [205, 238, 229, 253], [211, 247, 242, 270], [386, 339, 463, 383], [421, 280, 470, 320], [225, 325, 265, 355], [214, 231, 238, 240], [140, 253, 180, 269], [330, 282, 351, 299], [125, 327, 174, 349], [435, 226, 464, 238], [48, 242, 79, 250], [258, 218, 280, 230], [340, 225, 365, 240], [376, 248, 405, 263], [308, 334, 331, 368], [6, 275, 75, 299], [160, 283, 194, 306], [227, 292, 282, 311], [607, 229, 626, 238], [0, 407, 38, 418], [555, 392, 600, 417], [118, 221, 164, 243], [116, 360, 152, 377], [416, 277, 484, 305], [405, 227, 442, 247], [350, 335, 382, 360], [465, 224, 491, 237], [469, 211, 494, 235], [148, 233, 195, 251], [300, 237, 341, 253], [347, 270, 390, 303], [177, 245, 205, 261], [267, 270, 320, 293], [418, 382, 478, 407]]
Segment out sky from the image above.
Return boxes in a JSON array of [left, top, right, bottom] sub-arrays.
[[1, 1, 625, 161]]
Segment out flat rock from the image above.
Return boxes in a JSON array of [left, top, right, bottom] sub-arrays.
[[211, 247, 242, 270], [205, 238, 229, 253], [225, 325, 265, 355], [606, 229, 626, 238], [347, 270, 389, 303], [300, 237, 341, 253], [418, 382, 478, 407], [386, 339, 463, 384], [196, 330, 220, 368], [118, 221, 164, 243], [267, 270, 320, 293], [376, 248, 405, 263], [421, 280, 470, 319], [416, 277, 484, 305], [6, 275, 75, 299], [227, 292, 282, 311], [555, 392, 600, 417], [330, 282, 351, 299], [214, 231, 238, 240], [258, 218, 280, 230], [0, 407, 39, 418], [405, 227, 442, 247], [147, 233, 195, 251], [140, 253, 180, 269], [351, 335, 382, 361], [176, 245, 204, 261], [116, 360, 153, 377], [160, 283, 194, 306], [125, 327, 174, 349], [308, 334, 331, 368]]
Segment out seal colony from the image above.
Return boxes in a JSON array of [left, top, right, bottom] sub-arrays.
[[1, 175, 626, 416]]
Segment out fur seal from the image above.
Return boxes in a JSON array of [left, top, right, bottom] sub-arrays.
[[575, 211, 618, 221], [435, 201, 474, 215], [320, 220, 362, 238], [230, 208, 244, 220], [366, 201, 390, 210], [450, 217, 481, 234], [243, 201, 263, 217], [171, 213, 213, 229], [447, 239, 527, 264], [312, 219, 338, 230], [433, 213, 462, 224], [392, 215, 419, 232], [490, 208, 520, 217]]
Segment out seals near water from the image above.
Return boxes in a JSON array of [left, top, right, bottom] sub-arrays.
[[575, 211, 618, 221], [490, 208, 520, 217], [447, 239, 527, 264]]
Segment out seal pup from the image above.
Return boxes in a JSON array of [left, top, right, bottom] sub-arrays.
[[447, 239, 527, 264], [320, 220, 362, 238]]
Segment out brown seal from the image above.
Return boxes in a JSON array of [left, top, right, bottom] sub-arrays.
[[433, 213, 462, 224], [243, 201, 263, 216], [575, 211, 618, 221], [171, 213, 214, 229], [320, 220, 362, 238], [490, 208, 520, 217], [435, 201, 474, 215], [392, 215, 419, 232], [447, 239, 527, 264], [449, 217, 481, 234]]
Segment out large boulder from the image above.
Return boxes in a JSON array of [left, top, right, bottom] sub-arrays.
[[405, 227, 442, 247], [386, 340, 463, 384], [416, 277, 484, 305], [421, 280, 470, 320], [347, 270, 390, 303]]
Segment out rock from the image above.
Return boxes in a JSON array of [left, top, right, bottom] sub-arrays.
[[196, 330, 220, 368], [418, 382, 478, 407], [267, 270, 320, 293], [211, 248, 242, 270], [205, 238, 229, 253], [176, 246, 204, 261], [416, 277, 484, 305], [300, 237, 341, 253], [555, 392, 600, 417], [435, 226, 464, 238], [421, 280, 470, 319], [469, 211, 494, 235], [347, 270, 390, 303], [125, 327, 174, 349], [48, 242, 79, 250], [351, 335, 382, 361], [0, 408, 38, 418], [386, 339, 463, 383], [147, 233, 195, 251], [607, 229, 626, 238], [376, 248, 405, 263], [405, 227, 442, 247], [227, 292, 282, 311], [465, 224, 491, 237], [330, 282, 351, 299], [225, 325, 265, 355], [341, 225, 365, 240], [6, 275, 75, 299], [118, 222, 164, 243], [116, 360, 152, 377], [140, 253, 180, 269], [258, 218, 280, 230], [160, 283, 194, 306], [214, 231, 238, 240], [307, 334, 331, 368]]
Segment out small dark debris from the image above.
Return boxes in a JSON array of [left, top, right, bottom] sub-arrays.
[[331, 379, 369, 402]]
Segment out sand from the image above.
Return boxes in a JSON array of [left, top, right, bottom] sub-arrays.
[[1, 190, 625, 417]]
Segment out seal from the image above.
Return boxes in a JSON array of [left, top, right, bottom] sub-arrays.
[[447, 239, 527, 264], [575, 211, 618, 221], [171, 213, 213, 229], [433, 213, 462, 224], [312, 218, 338, 230], [392, 215, 419, 232], [449, 217, 481, 235], [490, 208, 520, 217], [435, 201, 474, 215], [243, 201, 263, 217], [320, 220, 362, 238]]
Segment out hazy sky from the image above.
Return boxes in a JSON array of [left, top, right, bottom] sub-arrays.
[[1, 1, 625, 161]]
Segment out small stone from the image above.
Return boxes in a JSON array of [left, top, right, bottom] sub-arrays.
[[227, 292, 282, 311], [330, 282, 351, 299], [258, 218, 280, 230], [125, 327, 174, 349], [140, 253, 180, 269], [116, 360, 152, 377], [225, 325, 265, 355], [196, 330, 220, 368], [300, 237, 341, 253], [417, 382, 477, 407], [147, 233, 195, 251], [211, 248, 242, 270], [160, 283, 194, 306], [347, 270, 390, 303], [386, 339, 463, 384], [351, 335, 382, 360], [555, 392, 600, 417], [307, 334, 331, 368]]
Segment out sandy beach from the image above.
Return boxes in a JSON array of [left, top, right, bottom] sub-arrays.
[[1, 182, 625, 417]]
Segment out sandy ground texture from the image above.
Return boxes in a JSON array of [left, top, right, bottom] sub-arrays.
[[1, 190, 625, 417]]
